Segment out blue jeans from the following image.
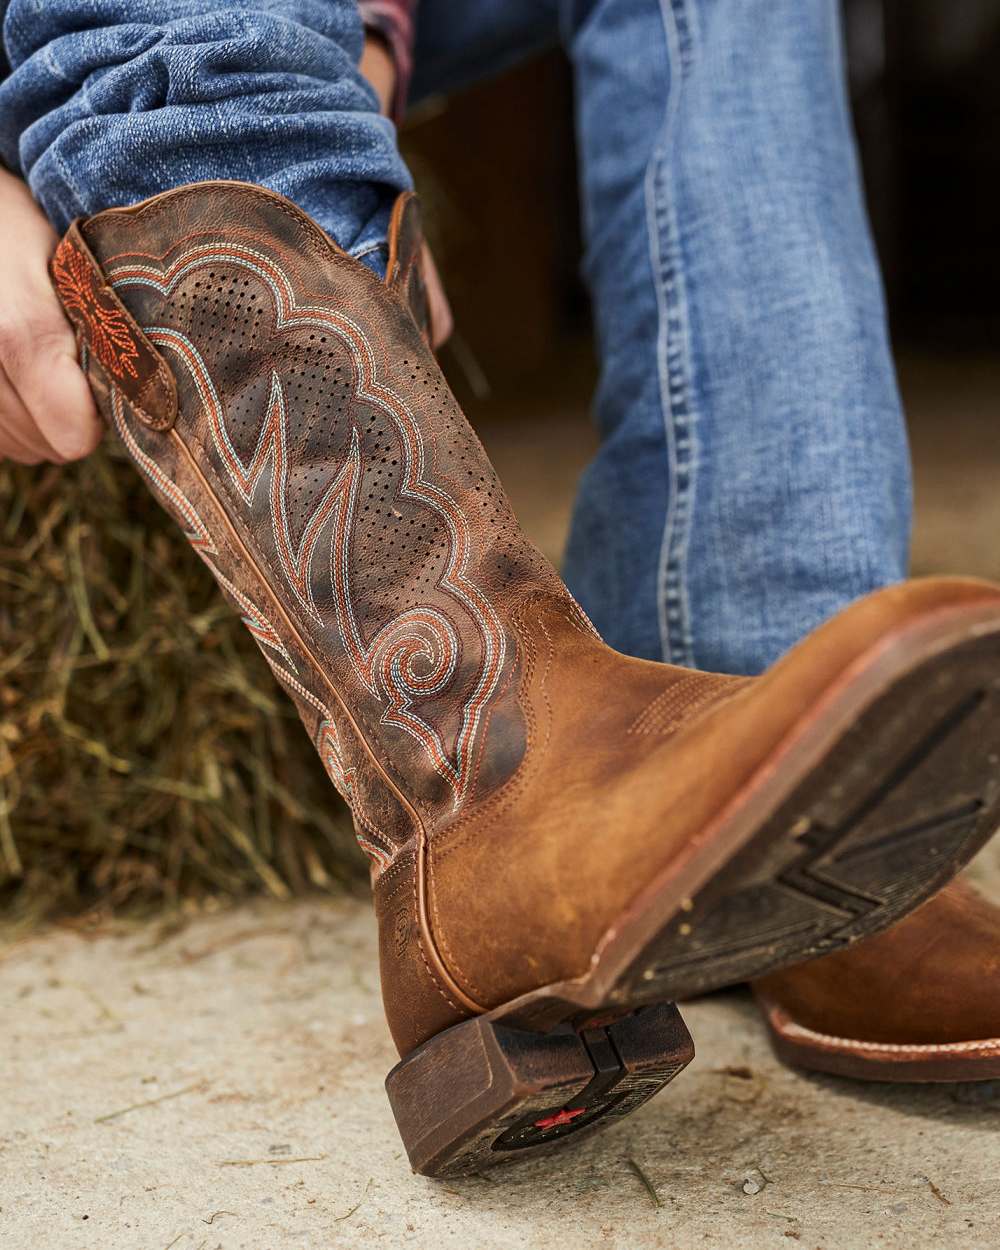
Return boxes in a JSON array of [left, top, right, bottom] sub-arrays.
[[0, 0, 911, 675]]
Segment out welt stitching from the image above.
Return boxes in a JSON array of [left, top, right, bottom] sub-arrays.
[[777, 1014, 1000, 1057]]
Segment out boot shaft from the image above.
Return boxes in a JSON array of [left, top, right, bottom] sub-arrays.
[[53, 181, 572, 871]]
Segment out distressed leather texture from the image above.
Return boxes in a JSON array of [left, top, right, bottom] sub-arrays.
[[55, 182, 1000, 1058], [754, 880, 1000, 1046], [52, 220, 177, 429]]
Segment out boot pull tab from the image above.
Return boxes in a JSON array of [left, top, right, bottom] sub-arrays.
[[386, 192, 432, 346], [50, 221, 178, 431]]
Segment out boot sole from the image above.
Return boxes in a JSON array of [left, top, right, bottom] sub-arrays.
[[387, 600, 1000, 1176]]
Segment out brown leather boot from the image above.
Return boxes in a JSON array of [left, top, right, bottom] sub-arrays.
[[753, 880, 1000, 1082], [53, 180, 1000, 1176]]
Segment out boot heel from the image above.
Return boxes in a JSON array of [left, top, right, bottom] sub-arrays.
[[385, 1001, 694, 1177]]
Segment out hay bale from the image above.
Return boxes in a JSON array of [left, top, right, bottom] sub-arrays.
[[0, 445, 363, 927]]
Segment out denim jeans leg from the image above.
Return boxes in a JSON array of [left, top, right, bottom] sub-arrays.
[[0, 1, 412, 271], [558, 0, 912, 673], [6, 1, 913, 675]]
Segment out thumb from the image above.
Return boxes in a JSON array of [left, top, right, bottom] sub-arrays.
[[17, 324, 102, 462]]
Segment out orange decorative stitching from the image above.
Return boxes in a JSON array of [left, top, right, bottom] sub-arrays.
[[52, 238, 141, 381]]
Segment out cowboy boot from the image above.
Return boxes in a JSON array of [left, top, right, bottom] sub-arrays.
[[753, 880, 1000, 1082], [52, 180, 1000, 1177]]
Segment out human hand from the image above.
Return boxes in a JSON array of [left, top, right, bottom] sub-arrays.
[[0, 167, 101, 464]]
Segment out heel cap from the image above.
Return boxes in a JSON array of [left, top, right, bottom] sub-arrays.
[[386, 1002, 693, 1177]]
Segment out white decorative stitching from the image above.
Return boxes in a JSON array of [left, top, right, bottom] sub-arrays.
[[265, 663, 353, 799], [109, 388, 294, 670], [771, 1007, 1000, 1057], [255, 657, 393, 874], [109, 242, 506, 810]]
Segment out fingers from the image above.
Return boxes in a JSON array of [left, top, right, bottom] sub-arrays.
[[0, 366, 60, 464], [15, 326, 102, 461], [0, 166, 101, 467], [0, 310, 101, 465]]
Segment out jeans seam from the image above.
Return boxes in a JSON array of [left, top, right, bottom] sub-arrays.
[[647, 0, 699, 666]]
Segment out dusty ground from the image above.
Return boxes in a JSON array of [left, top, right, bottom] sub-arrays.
[[3, 352, 1000, 1250], [4, 863, 1000, 1250]]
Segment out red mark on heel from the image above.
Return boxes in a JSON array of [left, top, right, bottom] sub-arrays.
[[534, 1107, 587, 1131]]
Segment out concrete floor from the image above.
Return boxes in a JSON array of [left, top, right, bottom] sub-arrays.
[[3, 352, 1000, 1250], [5, 874, 1000, 1250]]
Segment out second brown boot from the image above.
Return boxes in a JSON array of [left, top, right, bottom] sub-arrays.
[[53, 180, 1000, 1176], [754, 880, 1000, 1082]]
